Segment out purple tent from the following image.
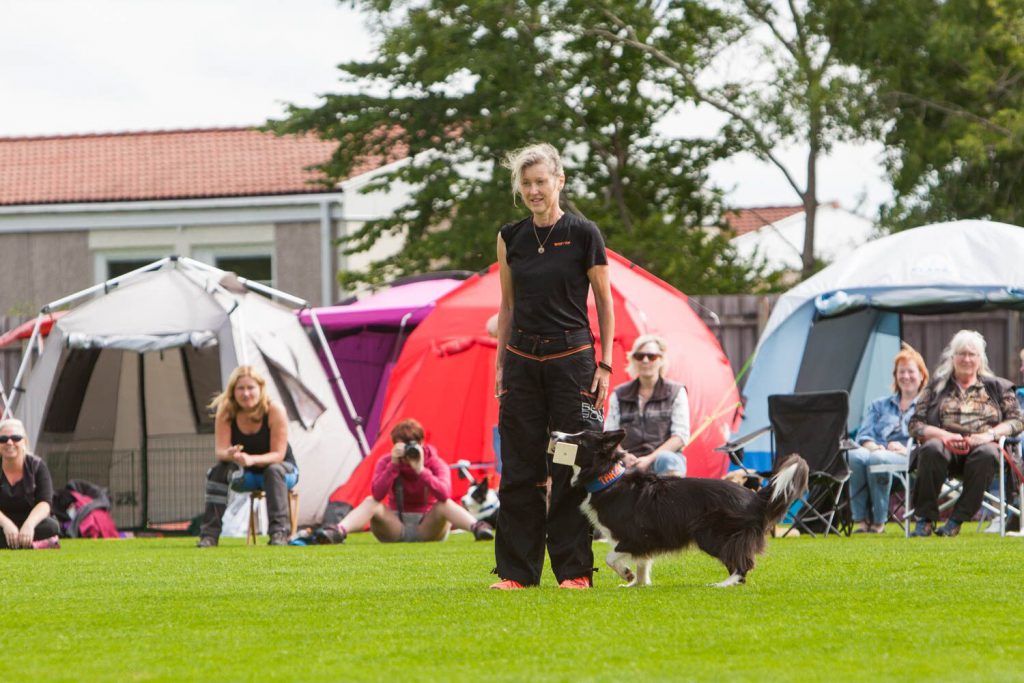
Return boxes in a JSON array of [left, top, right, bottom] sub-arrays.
[[298, 274, 468, 444]]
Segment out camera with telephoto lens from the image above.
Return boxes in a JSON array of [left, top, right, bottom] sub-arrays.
[[403, 440, 422, 459]]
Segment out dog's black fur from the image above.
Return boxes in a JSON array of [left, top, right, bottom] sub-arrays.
[[553, 429, 809, 587]]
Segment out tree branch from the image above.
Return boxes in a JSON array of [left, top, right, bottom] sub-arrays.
[[584, 23, 806, 197], [885, 90, 1014, 137]]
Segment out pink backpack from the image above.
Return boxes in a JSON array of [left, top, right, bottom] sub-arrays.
[[68, 490, 120, 539]]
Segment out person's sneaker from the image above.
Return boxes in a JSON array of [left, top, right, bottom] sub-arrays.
[[471, 521, 495, 541], [31, 535, 60, 550], [558, 576, 592, 590], [489, 579, 526, 590], [909, 519, 933, 537], [984, 516, 1004, 534], [289, 527, 316, 546], [935, 519, 962, 537], [268, 531, 289, 546], [196, 536, 218, 548], [313, 524, 347, 545]]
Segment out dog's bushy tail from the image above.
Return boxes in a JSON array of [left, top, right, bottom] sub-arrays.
[[758, 455, 810, 526]]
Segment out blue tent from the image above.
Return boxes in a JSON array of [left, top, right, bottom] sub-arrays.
[[739, 220, 1024, 471]]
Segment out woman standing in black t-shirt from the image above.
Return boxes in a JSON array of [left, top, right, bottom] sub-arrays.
[[0, 418, 61, 549], [490, 143, 614, 590]]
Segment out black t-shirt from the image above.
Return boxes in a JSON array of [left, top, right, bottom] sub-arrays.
[[0, 454, 54, 527], [230, 414, 297, 471], [500, 212, 608, 334]]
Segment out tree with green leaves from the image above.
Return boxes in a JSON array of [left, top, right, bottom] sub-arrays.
[[825, 0, 1024, 230], [271, 0, 778, 294], [584, 0, 874, 280]]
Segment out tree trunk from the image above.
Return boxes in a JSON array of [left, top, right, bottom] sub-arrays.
[[802, 133, 819, 280]]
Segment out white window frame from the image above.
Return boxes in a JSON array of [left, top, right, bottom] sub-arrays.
[[191, 245, 275, 288], [94, 249, 171, 284]]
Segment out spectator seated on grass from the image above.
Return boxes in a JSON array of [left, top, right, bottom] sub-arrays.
[[847, 343, 928, 534], [0, 418, 60, 550], [311, 418, 494, 544], [197, 365, 299, 548], [605, 334, 689, 478], [908, 329, 1023, 538]]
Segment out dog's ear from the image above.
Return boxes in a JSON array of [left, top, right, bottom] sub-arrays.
[[601, 429, 626, 453], [472, 478, 489, 502]]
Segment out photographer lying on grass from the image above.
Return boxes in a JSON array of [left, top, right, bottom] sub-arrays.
[[312, 418, 494, 544]]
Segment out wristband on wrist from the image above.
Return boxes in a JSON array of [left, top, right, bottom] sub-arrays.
[[598, 361, 613, 373]]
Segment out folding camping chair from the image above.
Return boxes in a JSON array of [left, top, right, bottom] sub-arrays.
[[720, 391, 855, 537]]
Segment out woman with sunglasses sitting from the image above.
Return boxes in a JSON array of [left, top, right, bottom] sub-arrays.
[[0, 418, 60, 549], [605, 335, 689, 477]]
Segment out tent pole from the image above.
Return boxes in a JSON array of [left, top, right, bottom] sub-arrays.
[[138, 354, 149, 528], [177, 256, 310, 308], [3, 313, 45, 419], [307, 308, 371, 457]]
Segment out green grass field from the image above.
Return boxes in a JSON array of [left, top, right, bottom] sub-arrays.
[[4, 527, 1023, 682]]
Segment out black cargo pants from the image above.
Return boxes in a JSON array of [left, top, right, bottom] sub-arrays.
[[495, 328, 604, 586]]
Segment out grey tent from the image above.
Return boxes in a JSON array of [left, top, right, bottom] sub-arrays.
[[5, 257, 364, 529]]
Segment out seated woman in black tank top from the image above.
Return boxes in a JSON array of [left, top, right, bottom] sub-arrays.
[[197, 365, 298, 547]]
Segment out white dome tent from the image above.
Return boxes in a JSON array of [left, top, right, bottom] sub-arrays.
[[739, 220, 1024, 470], [3, 256, 367, 530]]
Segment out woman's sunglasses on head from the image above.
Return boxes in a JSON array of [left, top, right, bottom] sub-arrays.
[[632, 352, 662, 362], [0, 434, 24, 444]]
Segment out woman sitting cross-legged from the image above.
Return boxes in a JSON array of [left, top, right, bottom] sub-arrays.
[[314, 418, 494, 544], [847, 343, 928, 534], [0, 418, 61, 549]]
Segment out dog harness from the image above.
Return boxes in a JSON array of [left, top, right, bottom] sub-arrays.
[[584, 461, 626, 493]]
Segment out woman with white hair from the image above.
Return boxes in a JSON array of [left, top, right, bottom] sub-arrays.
[[605, 335, 689, 477], [908, 329, 1023, 537], [491, 142, 614, 590], [0, 418, 60, 549]]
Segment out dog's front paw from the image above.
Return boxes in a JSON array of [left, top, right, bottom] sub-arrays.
[[710, 573, 746, 588], [619, 577, 649, 588]]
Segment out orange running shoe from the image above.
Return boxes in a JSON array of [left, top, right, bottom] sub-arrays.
[[489, 579, 527, 590], [558, 576, 591, 589]]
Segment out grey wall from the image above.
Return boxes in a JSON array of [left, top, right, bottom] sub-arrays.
[[274, 220, 333, 306], [0, 231, 91, 315]]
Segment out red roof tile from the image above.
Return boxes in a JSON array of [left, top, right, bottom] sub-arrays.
[[722, 205, 805, 236], [0, 127, 402, 206]]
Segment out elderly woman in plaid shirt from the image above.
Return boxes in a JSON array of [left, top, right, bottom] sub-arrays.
[[908, 330, 1023, 537]]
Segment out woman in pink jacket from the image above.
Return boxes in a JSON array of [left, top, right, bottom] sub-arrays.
[[316, 418, 494, 543]]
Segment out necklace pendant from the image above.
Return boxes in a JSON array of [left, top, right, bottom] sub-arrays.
[[538, 246, 545, 254]]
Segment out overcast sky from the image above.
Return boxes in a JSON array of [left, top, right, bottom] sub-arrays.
[[0, 0, 890, 216]]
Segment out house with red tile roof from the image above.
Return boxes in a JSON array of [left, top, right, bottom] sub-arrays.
[[723, 201, 876, 274], [0, 127, 409, 314]]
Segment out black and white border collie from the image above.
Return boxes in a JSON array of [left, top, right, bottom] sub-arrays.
[[552, 429, 809, 588]]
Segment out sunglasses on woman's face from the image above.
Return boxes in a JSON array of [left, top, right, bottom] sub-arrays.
[[0, 435, 24, 444], [632, 352, 662, 362]]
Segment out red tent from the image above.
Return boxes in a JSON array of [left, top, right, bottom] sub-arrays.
[[0, 312, 65, 349], [330, 250, 741, 506]]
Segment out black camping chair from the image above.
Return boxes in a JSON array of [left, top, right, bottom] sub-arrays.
[[719, 390, 856, 537]]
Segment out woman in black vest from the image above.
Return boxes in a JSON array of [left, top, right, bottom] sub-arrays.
[[198, 365, 298, 547], [605, 335, 689, 477], [908, 329, 1022, 537], [491, 143, 614, 590]]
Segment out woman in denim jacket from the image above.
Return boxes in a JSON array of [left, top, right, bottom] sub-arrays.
[[848, 344, 928, 533]]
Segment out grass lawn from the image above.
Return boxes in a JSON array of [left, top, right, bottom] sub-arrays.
[[4, 526, 1023, 682]]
